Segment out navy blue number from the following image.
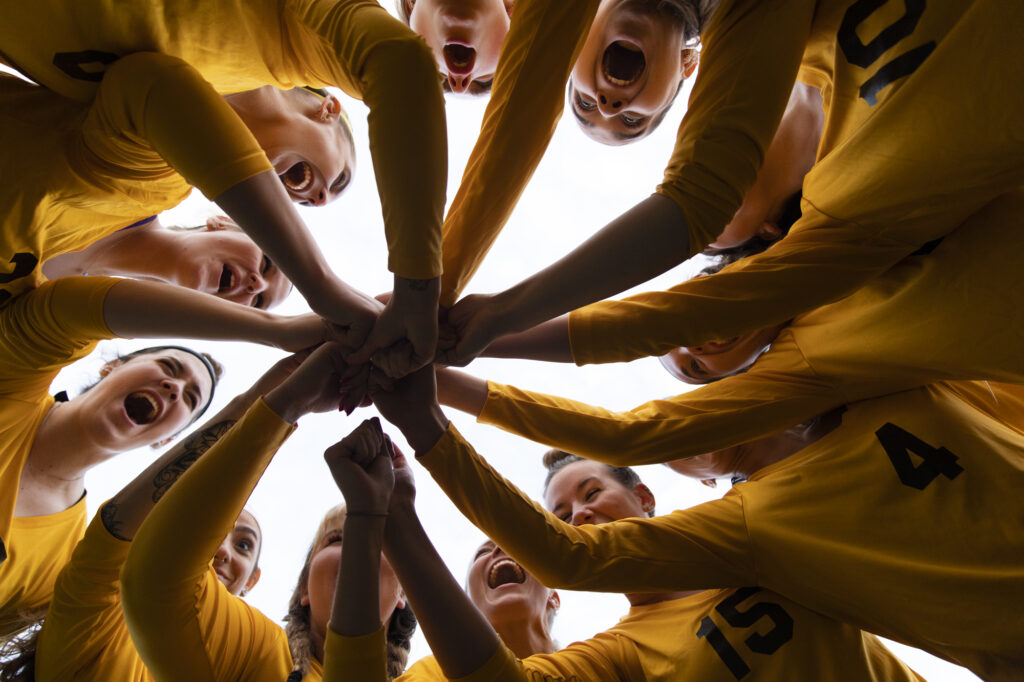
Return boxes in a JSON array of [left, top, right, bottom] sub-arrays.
[[696, 587, 794, 679], [876, 422, 963, 490], [0, 253, 39, 306], [837, 0, 936, 105]]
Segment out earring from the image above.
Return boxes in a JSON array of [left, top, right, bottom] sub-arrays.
[[240, 589, 248, 597]]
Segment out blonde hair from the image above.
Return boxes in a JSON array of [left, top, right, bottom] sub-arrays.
[[0, 609, 47, 682], [284, 505, 416, 681]]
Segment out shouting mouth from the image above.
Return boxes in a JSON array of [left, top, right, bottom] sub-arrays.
[[124, 392, 159, 425], [280, 161, 313, 194], [603, 40, 646, 87], [487, 558, 527, 589], [218, 265, 235, 294], [443, 44, 476, 75]]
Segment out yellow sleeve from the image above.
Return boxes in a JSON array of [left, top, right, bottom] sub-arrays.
[[322, 626, 387, 682], [121, 399, 295, 682], [438, 0, 599, 306], [296, 0, 445, 279], [34, 513, 148, 681], [479, 336, 837, 466], [83, 51, 272, 199], [658, 0, 814, 255], [418, 424, 755, 593], [0, 277, 120, 393]]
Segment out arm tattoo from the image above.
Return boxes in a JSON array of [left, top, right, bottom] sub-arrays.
[[151, 420, 235, 503], [100, 501, 129, 541]]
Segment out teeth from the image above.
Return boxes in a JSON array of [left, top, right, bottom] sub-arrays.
[[607, 74, 632, 87], [487, 558, 526, 588], [281, 162, 313, 193]]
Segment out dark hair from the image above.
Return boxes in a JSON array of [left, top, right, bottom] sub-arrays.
[[700, 190, 802, 276], [284, 506, 416, 681], [0, 610, 45, 682], [541, 450, 655, 517]]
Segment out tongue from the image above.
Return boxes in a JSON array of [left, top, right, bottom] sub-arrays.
[[443, 44, 476, 75], [603, 41, 645, 83]]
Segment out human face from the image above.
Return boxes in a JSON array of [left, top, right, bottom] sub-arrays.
[[302, 509, 404, 640], [409, 0, 512, 94], [76, 350, 213, 452], [260, 96, 355, 207], [466, 540, 555, 629], [176, 219, 292, 310], [569, 0, 694, 145], [213, 510, 263, 596], [545, 460, 652, 526], [659, 323, 785, 384]]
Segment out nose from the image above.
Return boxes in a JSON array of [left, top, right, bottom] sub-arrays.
[[447, 72, 471, 93], [596, 91, 625, 117], [246, 272, 267, 295], [160, 378, 184, 402], [214, 544, 230, 565], [571, 506, 593, 526]]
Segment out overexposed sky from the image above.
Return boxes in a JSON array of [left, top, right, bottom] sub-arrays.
[[8, 19, 979, 679]]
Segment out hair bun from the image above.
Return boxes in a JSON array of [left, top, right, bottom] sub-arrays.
[[542, 449, 576, 470]]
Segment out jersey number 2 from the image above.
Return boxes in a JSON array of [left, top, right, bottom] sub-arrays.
[[696, 587, 794, 679], [875, 422, 963, 490], [837, 0, 937, 105]]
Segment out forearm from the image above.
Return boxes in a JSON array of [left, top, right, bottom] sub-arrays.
[[331, 515, 387, 638], [492, 195, 690, 337], [384, 505, 501, 677], [102, 278, 283, 346], [214, 171, 344, 305], [435, 368, 488, 418], [481, 316, 572, 363]]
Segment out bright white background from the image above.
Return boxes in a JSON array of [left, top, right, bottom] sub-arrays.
[[7, 21, 978, 680]]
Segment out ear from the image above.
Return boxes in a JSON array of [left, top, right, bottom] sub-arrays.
[[317, 95, 342, 123], [756, 221, 784, 242], [504, 0, 513, 17], [245, 567, 262, 594], [396, 586, 407, 611], [300, 582, 311, 607], [681, 48, 699, 79], [635, 482, 656, 515], [548, 590, 560, 612], [700, 478, 718, 489], [98, 359, 122, 378], [205, 215, 241, 232], [403, 0, 415, 17]]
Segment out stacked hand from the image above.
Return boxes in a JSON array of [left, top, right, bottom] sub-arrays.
[[324, 417, 398, 515], [435, 293, 505, 367]]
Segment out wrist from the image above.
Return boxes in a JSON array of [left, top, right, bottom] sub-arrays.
[[404, 407, 449, 454], [391, 275, 440, 307], [262, 385, 303, 424]]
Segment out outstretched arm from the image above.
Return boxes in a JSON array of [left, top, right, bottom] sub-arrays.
[[101, 278, 326, 351]]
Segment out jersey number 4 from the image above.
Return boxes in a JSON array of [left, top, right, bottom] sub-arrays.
[[696, 587, 794, 679], [875, 422, 963, 490], [838, 0, 937, 105]]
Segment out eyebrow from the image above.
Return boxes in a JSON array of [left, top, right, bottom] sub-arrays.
[[614, 127, 648, 141], [571, 102, 648, 141], [552, 476, 599, 517], [235, 525, 259, 542]]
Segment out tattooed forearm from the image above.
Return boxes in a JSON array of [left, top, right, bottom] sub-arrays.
[[100, 501, 129, 541], [401, 277, 433, 292], [151, 420, 236, 503]]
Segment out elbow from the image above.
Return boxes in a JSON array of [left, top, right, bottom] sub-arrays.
[[100, 52, 196, 91]]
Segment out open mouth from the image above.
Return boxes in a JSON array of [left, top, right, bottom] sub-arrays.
[[124, 392, 159, 425], [279, 162, 313, 193], [602, 41, 646, 87], [487, 558, 526, 589], [443, 44, 476, 75], [218, 265, 235, 294]]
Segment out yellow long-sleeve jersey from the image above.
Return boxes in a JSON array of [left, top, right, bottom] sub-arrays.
[[420, 383, 1024, 680], [0, 0, 445, 278], [478, 190, 1024, 467], [438, 0, 598, 306], [0, 276, 120, 620], [398, 590, 922, 681], [0, 59, 270, 304]]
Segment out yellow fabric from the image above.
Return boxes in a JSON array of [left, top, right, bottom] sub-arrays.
[[400, 592, 921, 681], [424, 389, 1024, 680], [438, 0, 598, 306], [0, 59, 270, 302], [121, 399, 296, 682], [324, 626, 386, 682], [0, 495, 86, 625], [0, 277, 120, 620], [482, 190, 1024, 466], [659, 0, 1023, 339], [0, 0, 445, 278]]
